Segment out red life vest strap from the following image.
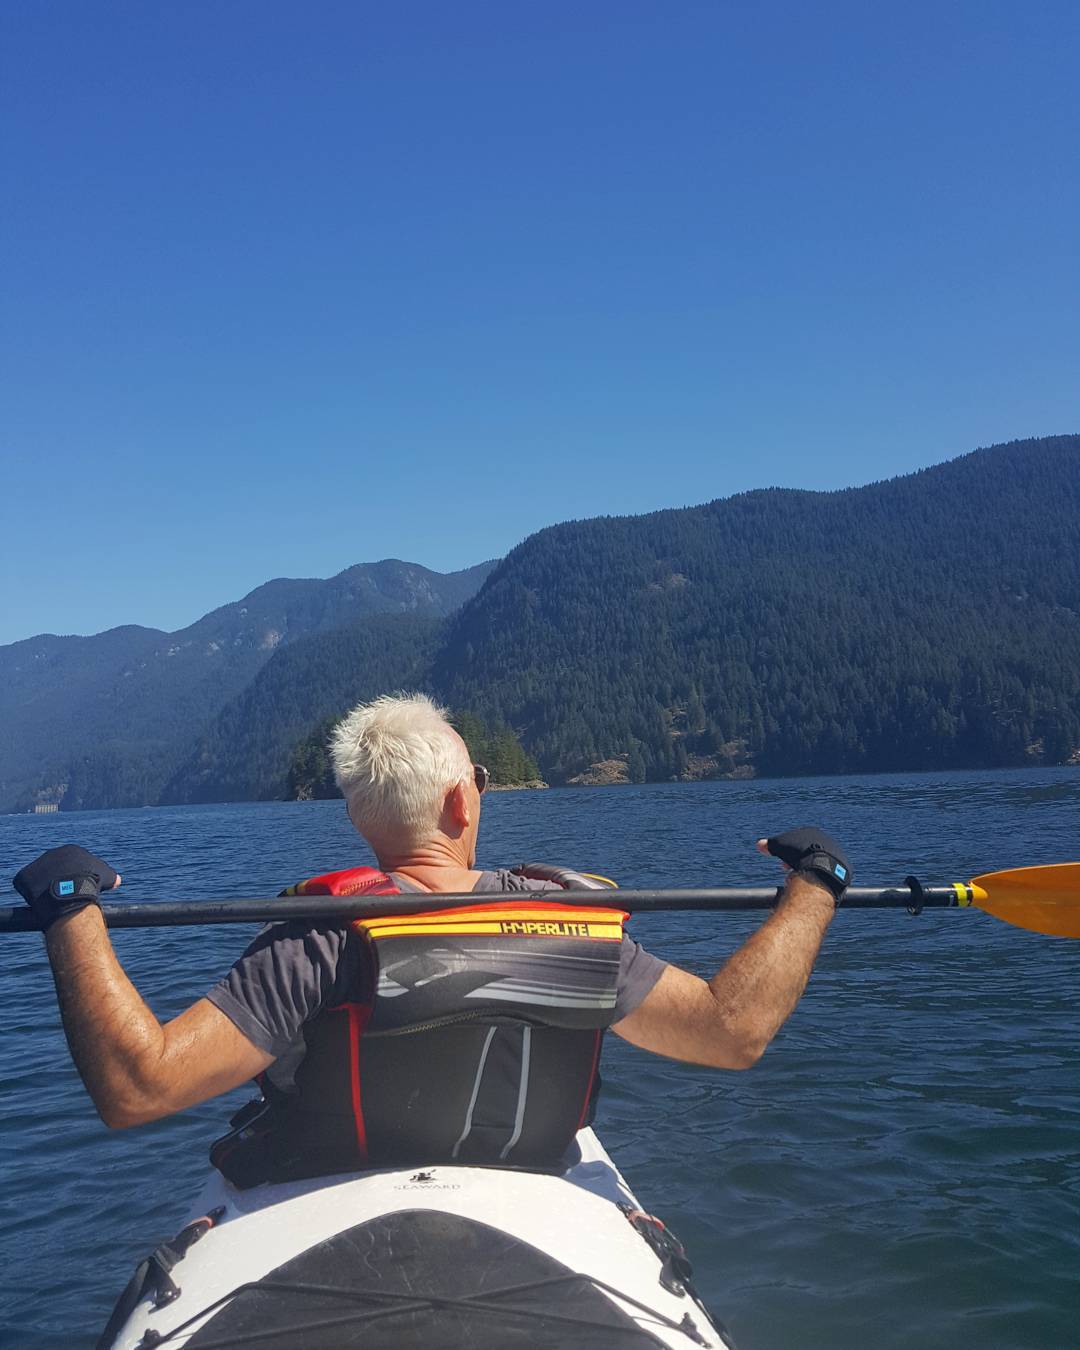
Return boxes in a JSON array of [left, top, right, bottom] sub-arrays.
[[279, 866, 400, 897]]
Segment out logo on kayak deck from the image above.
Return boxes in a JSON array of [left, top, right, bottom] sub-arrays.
[[395, 1170, 462, 1192]]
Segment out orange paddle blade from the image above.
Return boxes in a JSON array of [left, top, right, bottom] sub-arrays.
[[970, 863, 1080, 939]]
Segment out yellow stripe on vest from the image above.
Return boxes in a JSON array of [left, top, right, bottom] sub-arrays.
[[360, 918, 625, 940], [355, 904, 627, 942]]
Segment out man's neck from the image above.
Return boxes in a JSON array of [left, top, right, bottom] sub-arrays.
[[378, 839, 482, 895], [391, 864, 483, 894]]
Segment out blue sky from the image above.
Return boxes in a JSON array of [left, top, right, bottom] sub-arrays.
[[3, 1, 1077, 644]]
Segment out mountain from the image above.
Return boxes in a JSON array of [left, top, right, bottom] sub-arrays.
[[433, 435, 1080, 781], [0, 560, 496, 812], [7, 436, 1079, 811]]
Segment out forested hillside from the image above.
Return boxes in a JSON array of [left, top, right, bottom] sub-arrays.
[[433, 436, 1080, 781]]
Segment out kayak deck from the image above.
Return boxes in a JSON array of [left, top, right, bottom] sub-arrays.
[[101, 1129, 731, 1349]]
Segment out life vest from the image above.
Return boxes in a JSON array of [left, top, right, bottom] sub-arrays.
[[211, 865, 627, 1187]]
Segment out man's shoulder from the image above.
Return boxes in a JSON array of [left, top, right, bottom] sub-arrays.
[[237, 921, 353, 967]]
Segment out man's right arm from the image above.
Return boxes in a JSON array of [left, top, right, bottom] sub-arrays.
[[44, 906, 274, 1127]]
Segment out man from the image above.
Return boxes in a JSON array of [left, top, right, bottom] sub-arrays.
[[13, 693, 850, 1181]]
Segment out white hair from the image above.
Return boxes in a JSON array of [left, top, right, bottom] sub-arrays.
[[330, 692, 472, 848]]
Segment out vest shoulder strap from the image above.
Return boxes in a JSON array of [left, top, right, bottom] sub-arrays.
[[279, 866, 400, 897]]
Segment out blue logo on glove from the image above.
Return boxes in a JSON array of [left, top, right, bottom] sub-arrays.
[[58, 880, 75, 896], [834, 865, 847, 881]]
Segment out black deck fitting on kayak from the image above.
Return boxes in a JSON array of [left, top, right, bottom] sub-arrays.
[[620, 1203, 698, 1299], [95, 1208, 227, 1349], [147, 1212, 222, 1309], [904, 875, 926, 917]]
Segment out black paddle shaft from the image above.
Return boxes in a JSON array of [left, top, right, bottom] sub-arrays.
[[0, 884, 965, 933]]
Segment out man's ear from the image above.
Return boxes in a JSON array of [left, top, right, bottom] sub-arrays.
[[446, 779, 472, 832]]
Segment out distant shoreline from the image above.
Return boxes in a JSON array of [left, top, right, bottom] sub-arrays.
[[13, 761, 1079, 815]]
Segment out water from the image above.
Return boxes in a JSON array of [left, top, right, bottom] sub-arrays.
[[1, 769, 1078, 1349]]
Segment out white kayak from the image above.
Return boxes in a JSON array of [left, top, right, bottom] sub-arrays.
[[98, 1127, 732, 1349]]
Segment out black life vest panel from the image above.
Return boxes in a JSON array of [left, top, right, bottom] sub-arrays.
[[211, 866, 627, 1186]]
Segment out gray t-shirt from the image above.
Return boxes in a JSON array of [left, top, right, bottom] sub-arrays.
[[208, 869, 667, 1091]]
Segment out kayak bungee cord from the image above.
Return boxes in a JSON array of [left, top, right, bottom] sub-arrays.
[[127, 1270, 714, 1348]]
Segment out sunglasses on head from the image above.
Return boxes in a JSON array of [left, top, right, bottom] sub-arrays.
[[473, 764, 489, 794]]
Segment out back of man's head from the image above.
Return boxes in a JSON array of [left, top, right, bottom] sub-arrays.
[[330, 692, 472, 852]]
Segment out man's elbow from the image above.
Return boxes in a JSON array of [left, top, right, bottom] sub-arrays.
[[95, 1092, 167, 1130], [703, 1019, 771, 1071], [96, 1101, 135, 1129], [729, 1035, 768, 1069], [704, 1037, 766, 1071]]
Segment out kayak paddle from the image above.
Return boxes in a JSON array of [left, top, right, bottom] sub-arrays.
[[1, 863, 1077, 936]]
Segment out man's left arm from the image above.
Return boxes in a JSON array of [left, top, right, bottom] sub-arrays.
[[612, 827, 850, 1069], [611, 876, 833, 1068]]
